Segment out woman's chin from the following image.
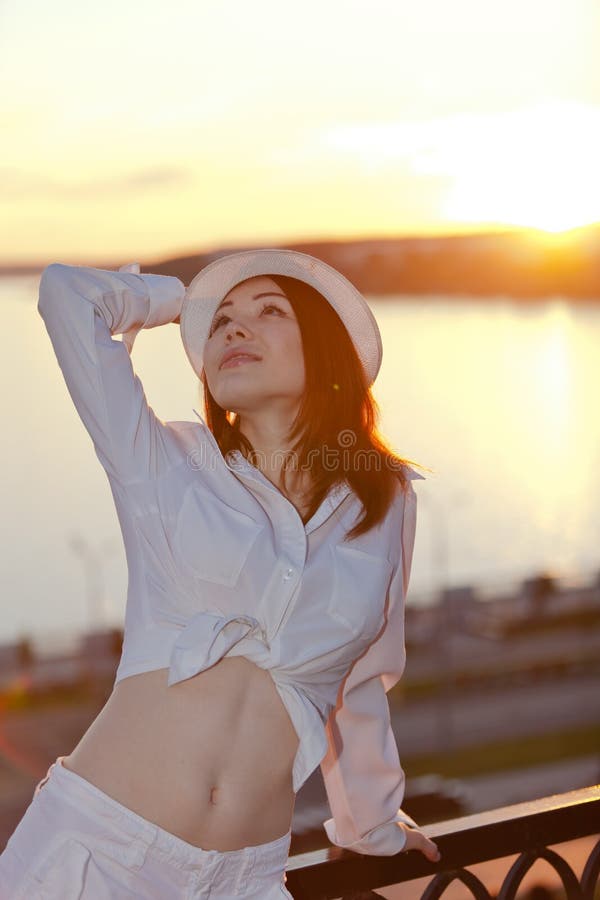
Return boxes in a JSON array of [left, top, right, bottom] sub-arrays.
[[214, 389, 265, 411]]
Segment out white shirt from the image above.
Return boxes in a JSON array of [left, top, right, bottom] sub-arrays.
[[37, 262, 426, 856]]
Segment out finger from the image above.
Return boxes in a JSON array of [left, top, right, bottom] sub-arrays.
[[402, 826, 441, 862]]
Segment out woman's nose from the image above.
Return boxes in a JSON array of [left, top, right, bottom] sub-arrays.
[[224, 319, 251, 339]]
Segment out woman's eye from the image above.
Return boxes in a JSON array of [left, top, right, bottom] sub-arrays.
[[210, 313, 229, 334], [261, 303, 284, 316]]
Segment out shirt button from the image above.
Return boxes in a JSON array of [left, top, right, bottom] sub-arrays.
[[283, 567, 294, 581]]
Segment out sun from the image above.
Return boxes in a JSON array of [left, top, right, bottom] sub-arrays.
[[442, 101, 600, 234]]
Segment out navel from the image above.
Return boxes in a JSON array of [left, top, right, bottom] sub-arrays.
[[209, 785, 220, 806]]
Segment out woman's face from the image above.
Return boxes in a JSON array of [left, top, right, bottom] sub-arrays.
[[202, 276, 306, 417]]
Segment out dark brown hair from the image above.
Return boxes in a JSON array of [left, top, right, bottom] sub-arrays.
[[200, 274, 426, 540]]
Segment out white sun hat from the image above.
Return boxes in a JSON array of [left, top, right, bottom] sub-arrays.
[[179, 248, 383, 386]]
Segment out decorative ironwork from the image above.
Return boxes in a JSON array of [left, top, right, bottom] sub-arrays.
[[422, 867, 493, 899], [285, 785, 600, 900], [497, 846, 583, 899], [581, 837, 600, 900]]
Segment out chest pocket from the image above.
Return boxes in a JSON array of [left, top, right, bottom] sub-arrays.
[[174, 482, 265, 587], [328, 543, 393, 640]]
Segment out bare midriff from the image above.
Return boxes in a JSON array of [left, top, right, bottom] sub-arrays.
[[62, 657, 299, 852]]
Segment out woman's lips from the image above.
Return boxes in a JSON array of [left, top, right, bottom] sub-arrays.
[[220, 354, 261, 369]]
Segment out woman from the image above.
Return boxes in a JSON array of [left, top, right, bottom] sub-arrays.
[[0, 249, 440, 898]]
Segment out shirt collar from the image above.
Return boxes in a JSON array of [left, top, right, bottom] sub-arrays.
[[224, 447, 353, 534], [404, 465, 426, 481], [191, 409, 353, 532]]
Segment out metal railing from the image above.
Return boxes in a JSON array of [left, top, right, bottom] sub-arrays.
[[285, 785, 600, 899]]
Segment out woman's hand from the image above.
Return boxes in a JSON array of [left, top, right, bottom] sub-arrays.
[[118, 262, 141, 275], [398, 823, 441, 863]]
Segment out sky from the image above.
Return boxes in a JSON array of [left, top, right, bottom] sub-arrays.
[[1, 0, 599, 266]]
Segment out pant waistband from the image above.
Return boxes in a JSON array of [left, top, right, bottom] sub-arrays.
[[38, 756, 292, 875]]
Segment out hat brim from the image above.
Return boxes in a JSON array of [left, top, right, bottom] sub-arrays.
[[180, 248, 382, 386]]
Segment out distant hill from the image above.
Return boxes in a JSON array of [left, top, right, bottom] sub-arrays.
[[4, 226, 600, 298]]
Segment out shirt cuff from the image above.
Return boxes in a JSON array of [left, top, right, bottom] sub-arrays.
[[323, 808, 421, 856], [118, 263, 184, 354], [136, 273, 185, 329]]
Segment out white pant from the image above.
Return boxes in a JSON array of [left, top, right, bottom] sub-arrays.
[[0, 756, 294, 899]]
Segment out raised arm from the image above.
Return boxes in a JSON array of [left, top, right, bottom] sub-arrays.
[[320, 478, 439, 860], [37, 262, 185, 485]]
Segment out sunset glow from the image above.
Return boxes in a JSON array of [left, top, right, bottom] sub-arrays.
[[442, 102, 600, 233], [1, 0, 598, 263]]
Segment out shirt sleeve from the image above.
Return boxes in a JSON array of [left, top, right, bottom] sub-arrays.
[[37, 262, 185, 485], [320, 476, 423, 855]]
